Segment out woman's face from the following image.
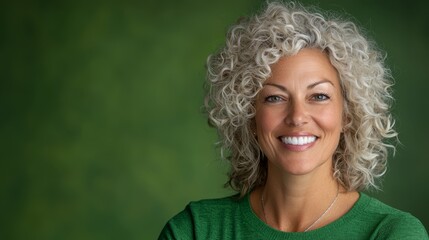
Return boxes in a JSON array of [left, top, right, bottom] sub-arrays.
[[255, 48, 343, 176]]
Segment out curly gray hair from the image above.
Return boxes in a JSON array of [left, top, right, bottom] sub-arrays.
[[205, 1, 397, 196]]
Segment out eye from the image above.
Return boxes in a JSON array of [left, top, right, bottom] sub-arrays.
[[311, 93, 330, 101], [265, 95, 283, 103]]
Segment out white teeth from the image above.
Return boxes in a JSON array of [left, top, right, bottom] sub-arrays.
[[281, 136, 316, 145]]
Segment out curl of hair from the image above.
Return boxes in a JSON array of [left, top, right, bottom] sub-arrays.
[[204, 1, 397, 197]]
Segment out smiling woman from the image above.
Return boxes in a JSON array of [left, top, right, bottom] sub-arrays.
[[158, 1, 428, 239], [255, 49, 344, 177]]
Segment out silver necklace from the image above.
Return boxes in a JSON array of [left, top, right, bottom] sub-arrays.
[[260, 183, 339, 232]]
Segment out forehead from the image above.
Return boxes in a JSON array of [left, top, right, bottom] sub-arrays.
[[266, 48, 340, 87]]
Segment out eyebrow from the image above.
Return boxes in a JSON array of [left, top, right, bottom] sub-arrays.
[[307, 79, 335, 89], [263, 79, 335, 91], [263, 83, 287, 91]]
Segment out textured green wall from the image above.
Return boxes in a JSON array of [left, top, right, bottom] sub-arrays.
[[1, 0, 428, 239]]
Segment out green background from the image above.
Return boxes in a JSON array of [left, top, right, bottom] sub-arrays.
[[1, 0, 428, 239]]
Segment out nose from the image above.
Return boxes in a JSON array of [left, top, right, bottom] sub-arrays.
[[284, 99, 308, 127]]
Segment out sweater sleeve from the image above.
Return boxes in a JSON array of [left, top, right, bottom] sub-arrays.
[[158, 205, 194, 240], [375, 213, 429, 240]]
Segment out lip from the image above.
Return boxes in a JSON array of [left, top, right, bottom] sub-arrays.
[[279, 132, 317, 137], [278, 132, 319, 152]]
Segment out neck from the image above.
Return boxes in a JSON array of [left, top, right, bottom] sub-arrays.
[[260, 165, 339, 232]]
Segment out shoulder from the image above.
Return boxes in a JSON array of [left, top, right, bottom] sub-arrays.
[[158, 194, 242, 239], [187, 194, 241, 216], [361, 193, 429, 239], [377, 213, 428, 239]]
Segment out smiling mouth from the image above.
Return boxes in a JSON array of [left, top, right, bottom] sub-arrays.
[[280, 136, 317, 145]]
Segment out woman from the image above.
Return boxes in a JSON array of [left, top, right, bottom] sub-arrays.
[[159, 2, 428, 239]]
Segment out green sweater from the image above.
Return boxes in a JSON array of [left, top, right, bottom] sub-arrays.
[[159, 192, 428, 239]]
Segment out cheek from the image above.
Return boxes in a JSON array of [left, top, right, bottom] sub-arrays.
[[255, 108, 282, 157], [315, 104, 343, 134], [255, 107, 283, 133]]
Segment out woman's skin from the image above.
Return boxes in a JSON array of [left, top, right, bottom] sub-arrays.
[[250, 48, 359, 232]]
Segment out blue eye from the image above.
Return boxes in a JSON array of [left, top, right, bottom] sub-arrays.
[[312, 93, 330, 101], [265, 95, 283, 103]]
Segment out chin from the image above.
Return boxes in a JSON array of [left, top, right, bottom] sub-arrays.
[[284, 166, 316, 176], [271, 158, 332, 176]]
